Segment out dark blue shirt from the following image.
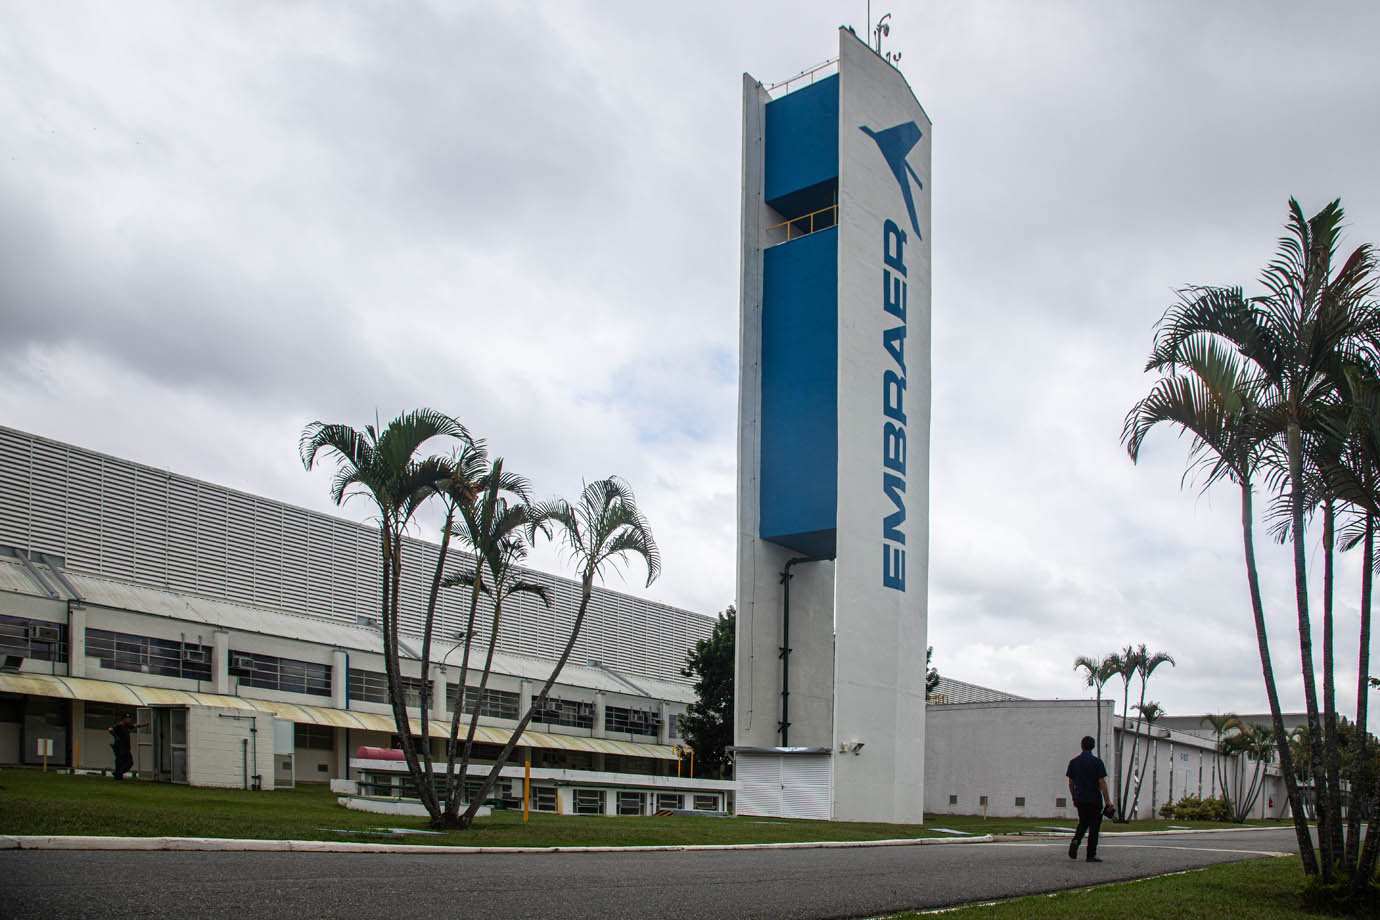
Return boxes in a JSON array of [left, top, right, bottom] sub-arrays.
[[1065, 751, 1107, 805]]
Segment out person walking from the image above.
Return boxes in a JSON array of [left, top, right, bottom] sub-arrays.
[[108, 712, 147, 780], [1066, 735, 1113, 862]]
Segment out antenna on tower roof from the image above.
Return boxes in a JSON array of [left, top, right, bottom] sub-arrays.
[[871, 11, 903, 66]]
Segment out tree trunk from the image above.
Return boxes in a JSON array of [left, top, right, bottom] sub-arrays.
[[417, 511, 455, 826], [1127, 679, 1149, 819], [1288, 420, 1329, 878], [1347, 513, 1374, 878], [1240, 480, 1317, 872], [442, 572, 485, 821], [1322, 498, 1345, 860], [380, 529, 440, 821], [458, 570, 596, 828], [1095, 685, 1102, 752], [456, 590, 508, 809]]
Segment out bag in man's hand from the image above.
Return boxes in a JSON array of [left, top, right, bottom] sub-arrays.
[[1102, 804, 1116, 819]]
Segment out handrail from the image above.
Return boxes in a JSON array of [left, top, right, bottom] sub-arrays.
[[766, 58, 839, 97], [765, 204, 838, 245]]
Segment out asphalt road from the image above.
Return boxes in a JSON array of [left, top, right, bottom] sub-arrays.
[[2, 828, 1297, 920]]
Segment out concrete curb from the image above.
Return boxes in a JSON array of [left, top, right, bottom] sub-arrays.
[[0, 833, 996, 854], [1009, 825, 1294, 839]]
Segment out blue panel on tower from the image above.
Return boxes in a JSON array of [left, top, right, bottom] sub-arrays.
[[764, 75, 839, 217], [760, 227, 837, 556]]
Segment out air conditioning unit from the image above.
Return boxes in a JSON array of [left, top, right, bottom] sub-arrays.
[[27, 624, 61, 644], [182, 648, 208, 664], [231, 654, 255, 671]]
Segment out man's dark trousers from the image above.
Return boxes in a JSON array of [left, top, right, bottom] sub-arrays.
[[1070, 802, 1102, 859]]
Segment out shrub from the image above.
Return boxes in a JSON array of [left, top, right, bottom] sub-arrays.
[[1160, 794, 1231, 822]]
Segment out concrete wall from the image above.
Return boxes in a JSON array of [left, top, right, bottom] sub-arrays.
[[927, 699, 1291, 821], [926, 700, 1112, 819]]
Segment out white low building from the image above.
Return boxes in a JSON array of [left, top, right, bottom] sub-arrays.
[[925, 678, 1292, 820], [0, 425, 731, 815]]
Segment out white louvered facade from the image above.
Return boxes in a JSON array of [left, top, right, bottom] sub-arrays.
[[0, 426, 712, 684]]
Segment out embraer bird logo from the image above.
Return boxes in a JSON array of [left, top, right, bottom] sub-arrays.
[[859, 121, 924, 237]]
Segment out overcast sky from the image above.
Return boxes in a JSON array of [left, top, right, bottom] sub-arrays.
[[3, 1, 1379, 724]]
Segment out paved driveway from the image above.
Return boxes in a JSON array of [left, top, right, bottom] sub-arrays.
[[1, 828, 1296, 920]]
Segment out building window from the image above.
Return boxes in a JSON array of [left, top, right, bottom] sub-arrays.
[[948, 794, 958, 805], [232, 651, 330, 696], [87, 628, 211, 681], [531, 786, 557, 812], [1056, 797, 1068, 808], [0, 614, 68, 663], [297, 724, 334, 750], [348, 669, 427, 706], [530, 697, 594, 730], [447, 685, 520, 720], [84, 701, 121, 731], [604, 705, 660, 737], [656, 793, 683, 811], [693, 794, 719, 812], [617, 791, 644, 816], [667, 713, 680, 739], [574, 789, 605, 815], [1014, 797, 1025, 807]]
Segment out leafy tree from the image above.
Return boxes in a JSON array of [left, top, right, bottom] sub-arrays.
[[926, 646, 940, 696], [299, 409, 470, 823], [680, 605, 735, 778]]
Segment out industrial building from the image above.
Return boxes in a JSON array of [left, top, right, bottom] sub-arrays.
[[925, 678, 1292, 821], [0, 424, 734, 815]]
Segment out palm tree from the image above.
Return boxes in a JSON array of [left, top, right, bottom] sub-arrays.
[[1221, 722, 1275, 822], [1135, 702, 1165, 816], [1125, 326, 1314, 861], [1126, 647, 1174, 820], [1107, 647, 1139, 819], [1199, 713, 1240, 801], [430, 457, 534, 823], [443, 534, 551, 823], [1143, 198, 1379, 881], [455, 476, 660, 827], [299, 409, 470, 822], [1074, 654, 1117, 752]]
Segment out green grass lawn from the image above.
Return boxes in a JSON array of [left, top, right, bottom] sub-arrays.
[[0, 767, 1289, 848], [893, 857, 1317, 919]]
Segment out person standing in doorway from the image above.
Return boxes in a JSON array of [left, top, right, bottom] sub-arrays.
[[108, 712, 147, 780], [1066, 735, 1113, 862]]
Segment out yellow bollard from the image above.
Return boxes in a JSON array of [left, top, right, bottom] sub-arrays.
[[523, 752, 531, 824]]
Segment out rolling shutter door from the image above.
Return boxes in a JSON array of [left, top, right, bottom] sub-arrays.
[[736, 752, 784, 817], [781, 754, 832, 820]]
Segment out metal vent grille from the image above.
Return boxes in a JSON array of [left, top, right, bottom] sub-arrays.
[[0, 426, 713, 683]]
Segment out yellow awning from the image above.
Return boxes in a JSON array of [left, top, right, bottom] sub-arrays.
[[0, 674, 679, 761], [0, 673, 255, 711]]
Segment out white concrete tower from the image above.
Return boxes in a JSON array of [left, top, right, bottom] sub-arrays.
[[734, 27, 932, 823]]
